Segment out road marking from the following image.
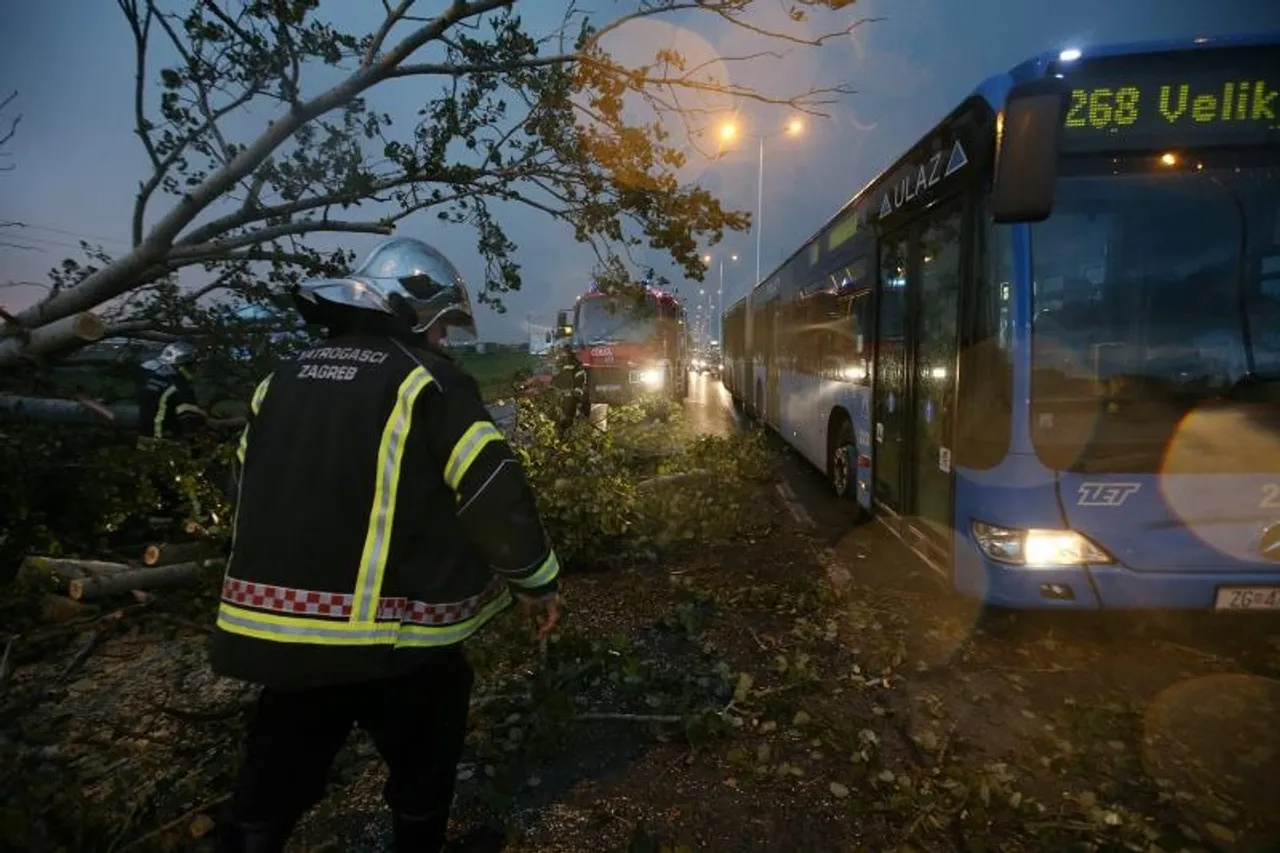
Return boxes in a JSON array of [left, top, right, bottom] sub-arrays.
[[775, 479, 815, 528]]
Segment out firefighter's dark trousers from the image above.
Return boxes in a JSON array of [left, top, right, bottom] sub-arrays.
[[219, 646, 474, 851]]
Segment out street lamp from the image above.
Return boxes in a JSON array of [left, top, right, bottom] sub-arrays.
[[701, 252, 739, 345], [717, 117, 806, 290]]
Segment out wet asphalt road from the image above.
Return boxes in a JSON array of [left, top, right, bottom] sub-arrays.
[[677, 370, 932, 583], [681, 369, 742, 439]]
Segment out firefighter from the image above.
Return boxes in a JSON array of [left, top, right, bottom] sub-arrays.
[[136, 342, 214, 444], [211, 237, 562, 853], [135, 342, 243, 515], [551, 339, 588, 433]]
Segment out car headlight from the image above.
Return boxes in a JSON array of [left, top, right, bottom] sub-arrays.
[[970, 521, 1113, 566], [639, 369, 664, 386]]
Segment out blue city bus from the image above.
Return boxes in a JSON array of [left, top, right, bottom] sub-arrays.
[[722, 33, 1280, 610]]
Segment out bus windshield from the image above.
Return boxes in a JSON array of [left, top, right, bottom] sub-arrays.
[[1030, 165, 1280, 473], [578, 296, 661, 344]]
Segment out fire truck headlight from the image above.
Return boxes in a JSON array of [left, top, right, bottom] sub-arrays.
[[639, 368, 665, 387]]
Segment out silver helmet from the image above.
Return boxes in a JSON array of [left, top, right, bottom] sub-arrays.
[[294, 237, 477, 342], [157, 341, 198, 367]]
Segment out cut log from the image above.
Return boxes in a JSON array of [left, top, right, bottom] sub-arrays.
[[142, 541, 210, 567], [19, 556, 134, 584], [40, 594, 101, 623], [68, 561, 207, 601], [22, 312, 108, 359], [0, 394, 139, 429]]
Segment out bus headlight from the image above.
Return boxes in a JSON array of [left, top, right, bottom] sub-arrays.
[[970, 521, 1113, 566], [639, 368, 665, 387]]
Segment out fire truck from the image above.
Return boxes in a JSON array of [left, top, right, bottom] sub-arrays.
[[556, 284, 689, 406]]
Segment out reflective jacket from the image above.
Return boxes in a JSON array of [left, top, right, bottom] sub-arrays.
[[137, 368, 206, 440], [209, 333, 559, 689], [551, 348, 586, 397]]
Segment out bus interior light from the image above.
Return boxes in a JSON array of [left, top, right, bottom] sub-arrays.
[[971, 521, 1113, 567]]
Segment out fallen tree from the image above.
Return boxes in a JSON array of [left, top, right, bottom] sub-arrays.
[[0, 395, 137, 428], [0, 0, 868, 366]]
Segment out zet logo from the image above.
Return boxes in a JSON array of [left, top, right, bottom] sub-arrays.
[[1076, 482, 1142, 507], [1259, 523, 1280, 562]]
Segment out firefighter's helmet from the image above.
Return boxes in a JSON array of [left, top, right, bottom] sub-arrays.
[[157, 341, 198, 367], [293, 237, 477, 341]]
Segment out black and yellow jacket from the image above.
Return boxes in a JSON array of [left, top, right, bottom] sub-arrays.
[[551, 346, 586, 396], [136, 366, 206, 440], [209, 333, 559, 689]]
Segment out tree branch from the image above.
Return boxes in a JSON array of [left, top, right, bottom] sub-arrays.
[[1, 0, 508, 336], [168, 219, 391, 263], [0, 90, 21, 170], [362, 0, 418, 66], [152, 5, 239, 164]]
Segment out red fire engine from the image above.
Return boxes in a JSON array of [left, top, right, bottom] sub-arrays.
[[556, 283, 689, 406]]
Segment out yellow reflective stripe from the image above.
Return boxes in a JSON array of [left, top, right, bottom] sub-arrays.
[[153, 386, 176, 438], [215, 587, 512, 648], [351, 367, 435, 623], [250, 374, 272, 414], [217, 603, 400, 644], [237, 374, 273, 465], [175, 403, 206, 416], [510, 550, 560, 589], [444, 421, 503, 492]]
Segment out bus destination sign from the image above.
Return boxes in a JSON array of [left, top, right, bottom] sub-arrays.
[[1058, 45, 1279, 153]]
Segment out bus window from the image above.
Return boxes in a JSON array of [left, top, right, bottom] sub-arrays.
[[845, 291, 873, 386], [1029, 168, 1280, 474]]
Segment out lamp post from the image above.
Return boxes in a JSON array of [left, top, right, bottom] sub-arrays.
[[701, 252, 739, 345], [717, 117, 804, 289]]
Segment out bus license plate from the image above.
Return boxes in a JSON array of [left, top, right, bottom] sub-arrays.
[[1214, 587, 1280, 611]]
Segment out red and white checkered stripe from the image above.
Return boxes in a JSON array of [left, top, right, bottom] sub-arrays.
[[221, 576, 505, 626]]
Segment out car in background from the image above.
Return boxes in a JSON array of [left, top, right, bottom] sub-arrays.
[[691, 346, 723, 379]]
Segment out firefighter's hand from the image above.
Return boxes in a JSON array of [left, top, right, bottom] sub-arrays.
[[515, 590, 561, 642]]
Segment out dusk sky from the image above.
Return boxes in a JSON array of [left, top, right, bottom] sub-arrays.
[[1, 1, 1277, 342]]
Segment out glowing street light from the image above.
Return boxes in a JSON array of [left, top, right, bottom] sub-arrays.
[[712, 117, 810, 296], [702, 252, 740, 347]]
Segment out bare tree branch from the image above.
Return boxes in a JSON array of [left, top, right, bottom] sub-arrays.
[[0, 90, 21, 172], [169, 220, 391, 263]]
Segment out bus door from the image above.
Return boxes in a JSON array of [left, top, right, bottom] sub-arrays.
[[874, 199, 964, 564]]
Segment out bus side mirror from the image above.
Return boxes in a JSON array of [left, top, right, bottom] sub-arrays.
[[991, 77, 1067, 224]]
